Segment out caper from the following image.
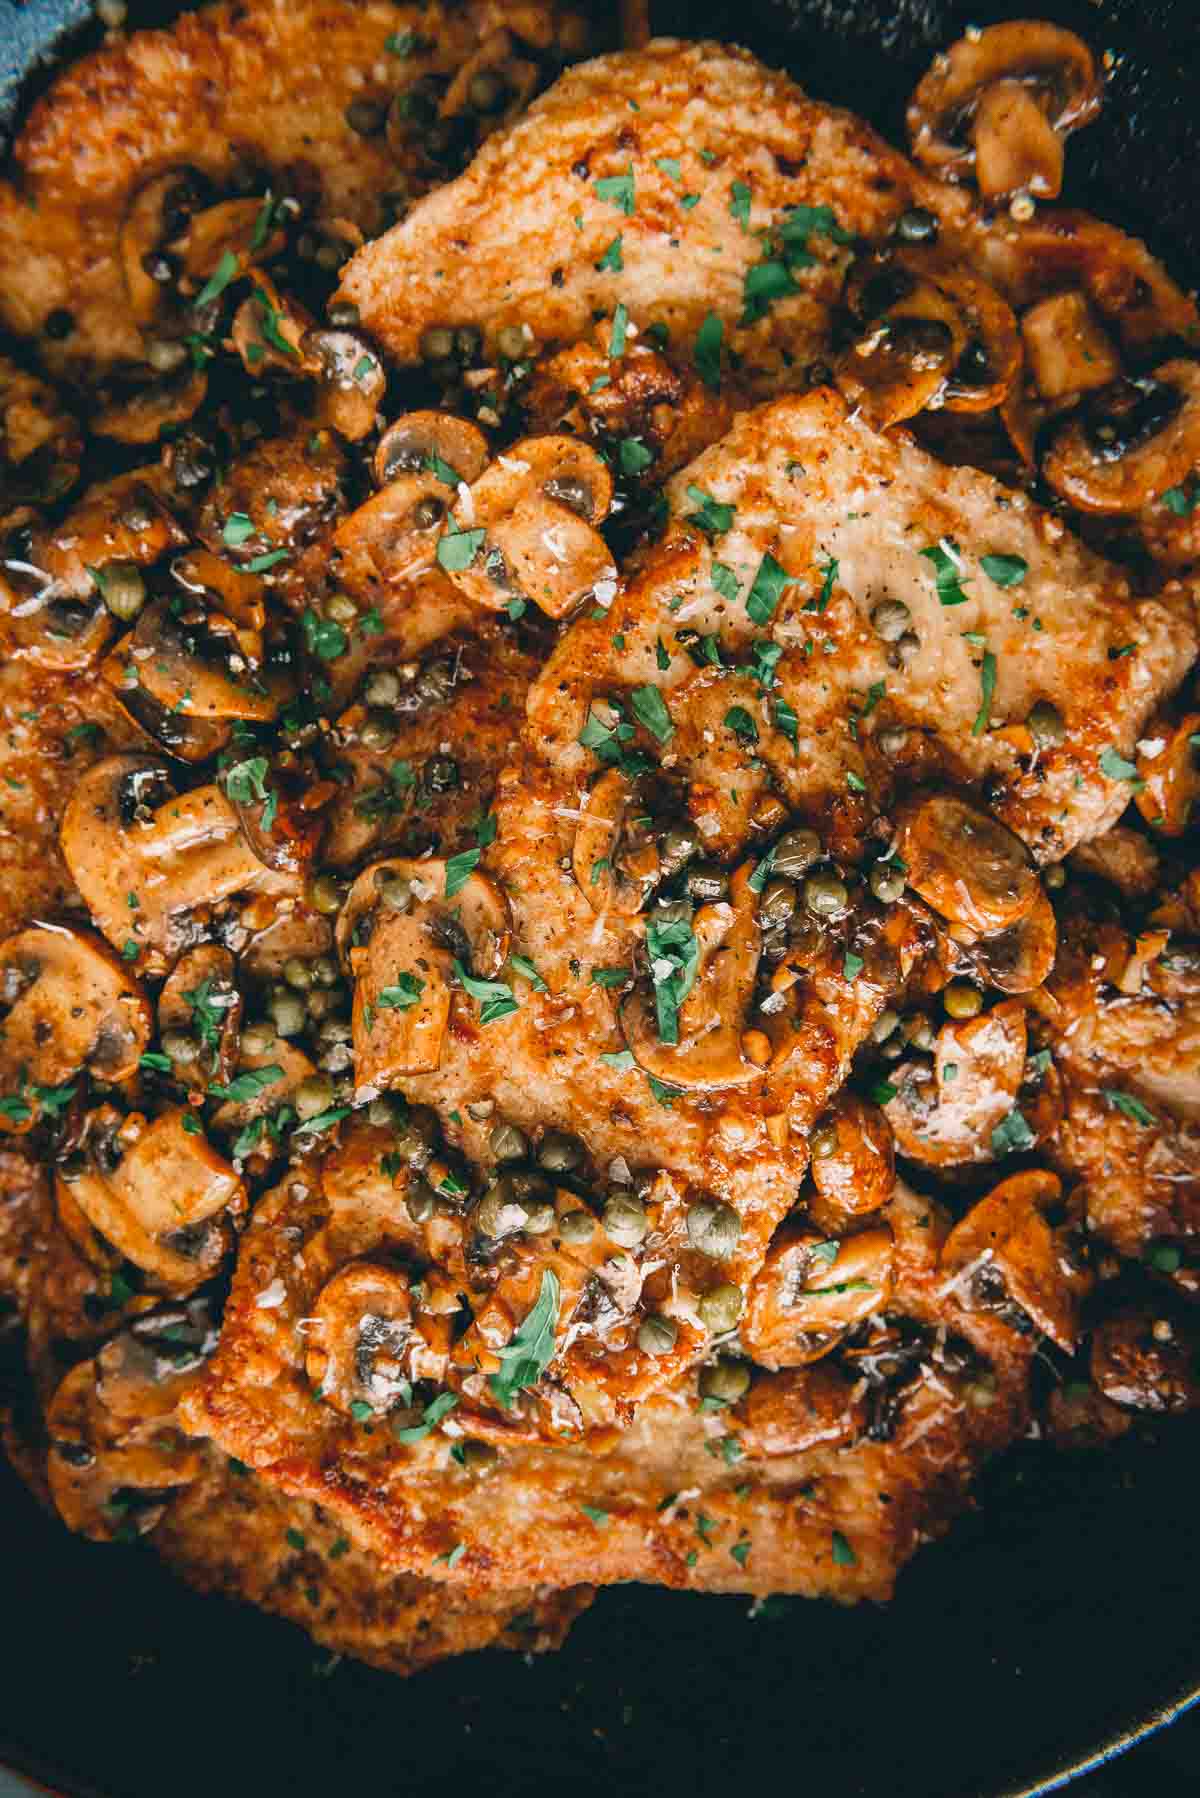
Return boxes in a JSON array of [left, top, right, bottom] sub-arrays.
[[686, 1198, 741, 1261], [1044, 863, 1066, 891], [896, 206, 939, 245], [147, 337, 188, 374], [520, 1198, 556, 1235], [685, 861, 729, 902], [326, 592, 358, 627], [43, 308, 75, 340], [1028, 700, 1065, 748], [476, 1178, 520, 1238], [406, 1179, 436, 1224], [298, 880, 338, 930], [454, 326, 482, 362], [121, 499, 155, 533], [771, 828, 822, 879], [602, 1192, 648, 1247], [943, 981, 983, 1020], [294, 1074, 335, 1120], [161, 1029, 198, 1063], [756, 877, 797, 930], [345, 98, 386, 137], [374, 872, 412, 914], [460, 1438, 497, 1472], [316, 1016, 353, 1046], [698, 1357, 751, 1404], [869, 861, 906, 904], [360, 713, 396, 751], [328, 302, 360, 329], [364, 669, 401, 707], [393, 1105, 439, 1168], [269, 992, 307, 1038], [469, 69, 507, 112], [367, 1096, 402, 1128], [538, 1129, 585, 1173], [901, 1010, 935, 1051], [871, 1008, 900, 1045], [893, 630, 921, 668], [871, 598, 911, 642], [697, 1283, 743, 1333], [241, 1020, 276, 1056], [804, 870, 848, 917], [658, 827, 699, 878], [489, 1120, 529, 1163], [877, 726, 909, 759], [558, 1208, 595, 1245], [495, 322, 528, 361], [415, 659, 456, 705], [810, 1124, 839, 1159], [420, 326, 456, 364], [637, 1312, 678, 1357], [98, 561, 146, 622], [283, 956, 314, 991]]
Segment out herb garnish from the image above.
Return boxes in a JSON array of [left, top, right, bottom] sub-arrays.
[[488, 1270, 560, 1409]]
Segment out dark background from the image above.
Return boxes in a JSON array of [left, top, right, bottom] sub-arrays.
[[1, 1, 1198, 1793]]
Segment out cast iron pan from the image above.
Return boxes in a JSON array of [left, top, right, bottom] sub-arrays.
[[1, 3, 1198, 1794]]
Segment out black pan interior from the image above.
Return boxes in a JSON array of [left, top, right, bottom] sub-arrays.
[[1, 2, 1199, 1795]]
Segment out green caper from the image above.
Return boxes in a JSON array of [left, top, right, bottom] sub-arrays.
[[308, 873, 346, 916], [698, 1357, 751, 1404], [804, 870, 848, 917], [1028, 700, 1065, 748], [283, 956, 314, 991], [360, 713, 397, 751], [658, 827, 699, 878], [489, 1120, 529, 1163], [393, 1105, 439, 1168], [896, 206, 939, 244], [537, 1129, 585, 1173], [869, 861, 906, 904], [326, 593, 358, 627], [375, 873, 413, 915], [345, 97, 386, 137], [241, 1019, 276, 1057], [422, 754, 460, 793], [161, 1029, 198, 1064], [558, 1208, 595, 1245], [877, 726, 909, 759], [469, 70, 507, 113], [1044, 863, 1066, 891], [771, 828, 822, 880], [147, 337, 187, 374], [305, 987, 334, 1021], [367, 1095, 402, 1128], [756, 877, 797, 930], [476, 1177, 520, 1238], [810, 1124, 839, 1159], [413, 495, 445, 531], [406, 1179, 436, 1224], [685, 1198, 741, 1261], [308, 956, 336, 989], [294, 1074, 335, 1120], [496, 323, 527, 360], [364, 669, 401, 707], [901, 1010, 935, 1051], [602, 1191, 648, 1247], [460, 1438, 498, 1472], [99, 561, 146, 622], [685, 862, 729, 902], [637, 1312, 678, 1357], [697, 1283, 743, 1333], [454, 326, 482, 362], [316, 1016, 353, 1047], [520, 1198, 556, 1235], [269, 992, 307, 1038], [871, 598, 911, 642], [943, 981, 983, 1020], [893, 631, 921, 668], [328, 302, 361, 329]]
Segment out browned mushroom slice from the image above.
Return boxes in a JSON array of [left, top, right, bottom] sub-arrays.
[[572, 767, 660, 915], [304, 330, 387, 441], [175, 196, 286, 300], [733, 1363, 867, 1456], [91, 367, 208, 445], [208, 1039, 318, 1155], [232, 276, 313, 377], [306, 1260, 442, 1417], [102, 597, 276, 726], [1020, 291, 1121, 402], [621, 865, 762, 1091], [741, 1223, 895, 1369], [0, 923, 151, 1132], [60, 755, 295, 970], [894, 790, 1039, 934], [60, 1105, 245, 1294], [885, 998, 1028, 1167], [157, 945, 242, 1088], [1134, 711, 1200, 836], [1042, 360, 1200, 514], [119, 168, 207, 331], [228, 754, 330, 879], [907, 22, 1102, 203], [0, 354, 82, 517], [1091, 1309, 1200, 1413], [334, 412, 489, 589], [338, 856, 512, 1091], [169, 546, 266, 633], [112, 680, 234, 766], [940, 1168, 1081, 1350], [373, 411, 489, 490], [808, 1092, 895, 1233], [25, 469, 185, 604], [966, 889, 1058, 994], [933, 263, 1022, 412], [836, 254, 967, 429], [442, 434, 616, 619]]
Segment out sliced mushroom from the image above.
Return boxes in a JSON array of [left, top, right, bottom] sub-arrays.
[[157, 945, 242, 1087], [836, 254, 967, 429], [338, 856, 512, 1091], [1043, 360, 1200, 514], [91, 367, 208, 444], [965, 889, 1058, 994], [1091, 1308, 1200, 1413], [1134, 711, 1200, 837], [169, 546, 266, 633], [0, 923, 151, 1132], [885, 998, 1028, 1166], [441, 434, 616, 619], [933, 262, 1022, 412], [0, 354, 81, 517], [894, 789, 1039, 934], [305, 1260, 424, 1416], [304, 329, 387, 441], [1020, 291, 1121, 402], [60, 755, 295, 971], [742, 1223, 895, 1369], [19, 468, 184, 618], [808, 1092, 895, 1233], [59, 1105, 245, 1293], [333, 412, 489, 589], [572, 768, 661, 915], [228, 753, 330, 878], [232, 276, 313, 377], [208, 1038, 318, 1152], [907, 23, 1102, 204], [940, 1168, 1082, 1349], [111, 680, 234, 766], [733, 1363, 867, 1456], [622, 866, 762, 1090], [119, 168, 210, 331], [102, 597, 276, 725], [176, 196, 286, 300], [372, 411, 490, 491]]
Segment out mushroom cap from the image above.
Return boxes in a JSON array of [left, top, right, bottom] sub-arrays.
[[941, 1168, 1080, 1349], [91, 367, 208, 444], [809, 1092, 895, 1224], [305, 1258, 416, 1416], [885, 997, 1028, 1167], [304, 328, 387, 441], [572, 767, 660, 916], [372, 411, 489, 490], [1043, 360, 1200, 515], [102, 596, 277, 724], [742, 1222, 895, 1369], [894, 789, 1039, 935], [0, 922, 151, 1131], [157, 944, 242, 1088], [966, 888, 1058, 994]]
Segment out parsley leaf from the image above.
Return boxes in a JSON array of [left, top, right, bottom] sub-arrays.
[[1102, 1088, 1156, 1127], [596, 235, 624, 272], [694, 312, 723, 390], [724, 705, 758, 744], [609, 301, 629, 359], [685, 485, 735, 537], [379, 974, 425, 1011], [991, 1108, 1036, 1156], [831, 1530, 857, 1567], [452, 959, 518, 1026], [656, 156, 682, 183], [619, 436, 654, 476], [195, 250, 240, 309], [746, 552, 793, 626], [445, 847, 481, 896], [972, 649, 997, 738], [510, 953, 548, 993], [630, 684, 674, 743], [980, 553, 1028, 587], [224, 756, 271, 806], [581, 1504, 610, 1526], [392, 1390, 459, 1445], [208, 1066, 284, 1104], [302, 609, 348, 661], [594, 167, 635, 216], [645, 907, 700, 1045], [435, 526, 486, 573], [711, 561, 740, 602], [920, 541, 971, 607], [1099, 746, 1143, 786], [223, 512, 255, 547], [729, 180, 752, 230], [488, 1269, 560, 1409]]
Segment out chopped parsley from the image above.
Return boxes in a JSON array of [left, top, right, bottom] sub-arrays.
[[1162, 478, 1200, 516], [774, 696, 798, 746], [656, 156, 683, 183], [711, 561, 740, 602], [596, 235, 624, 273], [630, 684, 674, 743], [302, 608, 348, 661], [685, 485, 735, 537], [843, 951, 864, 982], [435, 526, 486, 572], [223, 512, 255, 547], [694, 311, 723, 390], [378, 974, 425, 1011], [224, 756, 271, 806], [831, 1530, 857, 1567], [445, 846, 481, 896], [729, 180, 752, 230], [746, 552, 793, 626], [488, 1270, 560, 1409], [724, 705, 758, 745], [645, 907, 700, 1045], [972, 649, 997, 738], [609, 301, 629, 358], [392, 1390, 459, 1445], [452, 960, 518, 1026], [980, 553, 1028, 587], [208, 1065, 284, 1104], [990, 1108, 1036, 1156], [618, 436, 654, 476], [920, 541, 970, 607], [581, 1504, 610, 1526], [1102, 1088, 1156, 1127], [594, 166, 635, 216], [1098, 746, 1143, 787], [510, 953, 548, 993], [195, 249, 240, 309], [591, 965, 632, 988]]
